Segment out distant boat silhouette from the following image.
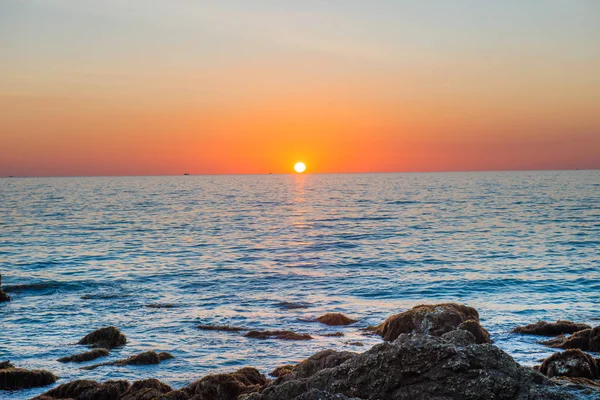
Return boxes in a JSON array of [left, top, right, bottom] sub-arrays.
[[184, 173, 190, 176]]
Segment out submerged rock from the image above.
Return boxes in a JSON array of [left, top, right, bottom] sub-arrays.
[[197, 324, 246, 332], [315, 313, 357, 326], [183, 367, 267, 400], [513, 321, 591, 336], [0, 365, 57, 390], [375, 303, 487, 342], [277, 301, 311, 310], [245, 330, 312, 340], [36, 379, 130, 399], [552, 377, 600, 389], [541, 326, 600, 352], [146, 303, 178, 309], [82, 351, 174, 370], [242, 333, 587, 400], [539, 349, 600, 379], [0, 275, 10, 302], [321, 332, 345, 337], [58, 348, 109, 363], [78, 326, 127, 349]]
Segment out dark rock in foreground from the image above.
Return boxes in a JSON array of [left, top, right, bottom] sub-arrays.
[[78, 326, 127, 349], [540, 349, 600, 379], [58, 348, 109, 363], [513, 320, 591, 336], [121, 378, 173, 400], [243, 332, 587, 400], [0, 365, 57, 390], [245, 330, 312, 340], [0, 275, 10, 302], [198, 324, 246, 332], [541, 326, 600, 352], [82, 351, 174, 370], [315, 313, 357, 326], [183, 367, 267, 400], [35, 379, 130, 399], [375, 303, 492, 344]]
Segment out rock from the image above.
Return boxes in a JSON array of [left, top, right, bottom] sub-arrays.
[[245, 330, 312, 340], [241, 333, 588, 400], [78, 326, 127, 349], [513, 321, 591, 336], [183, 367, 267, 400], [375, 303, 481, 341], [321, 332, 344, 337], [0, 361, 14, 370], [146, 303, 178, 309], [0, 275, 10, 302], [37, 379, 130, 399], [539, 349, 600, 379], [440, 328, 477, 346], [552, 377, 600, 389], [458, 319, 493, 343], [197, 324, 246, 332], [344, 341, 364, 346], [270, 365, 295, 378], [120, 378, 173, 400], [541, 327, 600, 352], [289, 350, 356, 380], [0, 366, 57, 390], [82, 351, 174, 370], [315, 313, 357, 326], [57, 348, 109, 363], [277, 301, 310, 310]]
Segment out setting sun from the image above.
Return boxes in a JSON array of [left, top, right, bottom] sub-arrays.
[[294, 162, 306, 173]]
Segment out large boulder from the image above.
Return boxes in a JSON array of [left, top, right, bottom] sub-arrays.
[[541, 327, 600, 352], [288, 350, 356, 380], [315, 313, 357, 326], [458, 319, 492, 344], [58, 348, 109, 363], [36, 379, 130, 399], [375, 303, 487, 342], [183, 367, 267, 400], [513, 321, 591, 336], [539, 349, 600, 379], [0, 365, 57, 390], [78, 326, 127, 349], [242, 333, 589, 400]]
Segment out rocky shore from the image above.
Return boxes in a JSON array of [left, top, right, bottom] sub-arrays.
[[2, 303, 600, 399]]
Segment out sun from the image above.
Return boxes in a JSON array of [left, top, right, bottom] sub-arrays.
[[294, 162, 306, 173]]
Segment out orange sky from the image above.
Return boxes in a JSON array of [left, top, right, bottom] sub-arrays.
[[1, 1, 599, 176]]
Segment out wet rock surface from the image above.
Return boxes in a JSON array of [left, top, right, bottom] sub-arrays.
[[375, 303, 483, 341], [0, 275, 10, 302], [183, 367, 267, 400], [82, 351, 174, 370], [315, 313, 357, 326], [541, 327, 600, 351], [513, 320, 591, 336], [539, 349, 600, 379], [58, 348, 109, 363], [242, 333, 590, 400], [245, 330, 312, 340], [78, 326, 127, 349], [458, 319, 492, 343], [0, 365, 57, 390], [35, 379, 130, 399], [197, 324, 246, 332]]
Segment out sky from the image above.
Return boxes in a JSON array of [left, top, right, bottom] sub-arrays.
[[1, 0, 599, 176]]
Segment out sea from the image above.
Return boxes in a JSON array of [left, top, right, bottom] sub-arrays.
[[1, 171, 599, 399]]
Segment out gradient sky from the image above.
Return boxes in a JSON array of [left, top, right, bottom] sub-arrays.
[[1, 0, 599, 176]]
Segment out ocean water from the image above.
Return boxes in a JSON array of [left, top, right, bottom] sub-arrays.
[[1, 171, 599, 399]]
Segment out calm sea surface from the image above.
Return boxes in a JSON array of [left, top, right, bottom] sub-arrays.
[[1, 171, 599, 399]]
